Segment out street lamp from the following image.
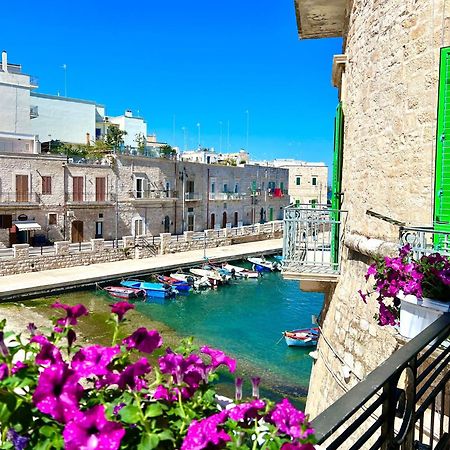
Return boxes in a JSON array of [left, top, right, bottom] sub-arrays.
[[197, 123, 201, 148], [179, 167, 188, 233]]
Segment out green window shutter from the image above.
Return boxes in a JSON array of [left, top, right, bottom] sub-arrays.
[[331, 102, 344, 266], [434, 47, 450, 241], [296, 177, 301, 185]]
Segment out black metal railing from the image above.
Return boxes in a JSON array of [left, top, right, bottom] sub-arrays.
[[65, 192, 116, 203], [131, 190, 177, 200], [312, 313, 450, 449]]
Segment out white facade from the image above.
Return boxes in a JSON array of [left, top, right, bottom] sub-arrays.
[[109, 110, 147, 150], [181, 149, 218, 164], [31, 93, 99, 145]]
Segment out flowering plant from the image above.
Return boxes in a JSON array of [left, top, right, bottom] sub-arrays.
[[359, 244, 450, 326], [0, 300, 316, 449]]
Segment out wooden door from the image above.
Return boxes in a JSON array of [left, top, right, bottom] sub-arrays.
[[96, 177, 106, 202], [210, 213, 215, 229], [164, 216, 170, 233], [222, 211, 227, 228], [73, 177, 84, 202], [16, 175, 29, 202], [71, 220, 83, 242], [234, 212, 238, 227]]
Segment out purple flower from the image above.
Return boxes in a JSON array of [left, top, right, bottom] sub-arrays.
[[281, 444, 315, 450], [358, 289, 367, 303], [27, 323, 37, 336], [122, 328, 162, 354], [399, 244, 412, 258], [235, 377, 243, 401], [117, 357, 151, 391], [0, 331, 9, 357], [251, 376, 261, 398], [113, 403, 126, 416], [200, 345, 236, 373], [63, 405, 125, 450], [71, 345, 120, 378], [33, 363, 83, 423], [227, 399, 265, 421], [7, 429, 29, 450], [268, 399, 314, 440], [52, 302, 88, 328], [11, 361, 27, 374], [152, 385, 173, 401], [111, 301, 135, 321], [0, 363, 9, 380], [67, 329, 77, 348], [31, 335, 63, 366], [181, 411, 230, 450]]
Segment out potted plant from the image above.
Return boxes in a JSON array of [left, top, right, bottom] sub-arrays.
[[359, 244, 450, 339]]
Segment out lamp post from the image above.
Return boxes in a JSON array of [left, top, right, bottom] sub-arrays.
[[197, 123, 201, 148], [181, 126, 187, 151], [179, 167, 188, 233]]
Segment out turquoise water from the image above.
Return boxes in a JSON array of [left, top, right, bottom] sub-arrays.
[[134, 262, 324, 405]]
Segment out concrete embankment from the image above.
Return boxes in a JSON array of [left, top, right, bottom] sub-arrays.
[[0, 239, 282, 301]]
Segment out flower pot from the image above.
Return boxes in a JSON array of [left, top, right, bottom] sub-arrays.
[[399, 294, 450, 339]]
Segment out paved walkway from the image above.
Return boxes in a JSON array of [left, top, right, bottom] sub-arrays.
[[0, 239, 282, 301]]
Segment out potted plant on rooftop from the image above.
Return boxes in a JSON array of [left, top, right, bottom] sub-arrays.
[[359, 244, 450, 339]]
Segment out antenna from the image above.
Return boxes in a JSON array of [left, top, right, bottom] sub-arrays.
[[62, 64, 67, 97]]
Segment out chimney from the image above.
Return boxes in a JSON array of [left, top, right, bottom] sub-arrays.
[[1, 50, 7, 72], [125, 110, 133, 118]]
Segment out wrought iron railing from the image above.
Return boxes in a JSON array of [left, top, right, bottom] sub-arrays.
[[0, 192, 40, 203], [65, 192, 116, 203], [400, 226, 450, 259], [185, 192, 202, 200], [312, 313, 450, 449], [209, 192, 246, 201], [282, 205, 346, 275], [131, 190, 177, 200]]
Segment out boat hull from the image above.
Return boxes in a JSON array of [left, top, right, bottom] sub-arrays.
[[283, 328, 319, 347], [104, 286, 146, 300], [120, 280, 177, 298]]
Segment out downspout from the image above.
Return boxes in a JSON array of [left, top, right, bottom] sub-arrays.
[[174, 160, 178, 233], [206, 167, 210, 229]]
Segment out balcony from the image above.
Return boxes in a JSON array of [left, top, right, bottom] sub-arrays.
[[0, 192, 40, 205], [30, 105, 39, 119], [312, 313, 450, 449], [65, 192, 116, 204], [209, 192, 246, 201], [399, 226, 450, 259], [267, 188, 288, 198], [282, 205, 346, 290], [131, 190, 178, 201], [184, 192, 202, 201]]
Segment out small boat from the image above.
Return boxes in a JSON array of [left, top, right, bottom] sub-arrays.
[[156, 275, 191, 292], [170, 273, 211, 290], [120, 280, 177, 298], [248, 257, 279, 272], [283, 327, 320, 347], [203, 264, 232, 281], [190, 268, 225, 285], [222, 263, 259, 279], [104, 286, 146, 300]]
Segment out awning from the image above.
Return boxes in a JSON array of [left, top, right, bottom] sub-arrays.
[[13, 221, 41, 231]]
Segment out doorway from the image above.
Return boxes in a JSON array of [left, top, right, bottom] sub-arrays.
[[164, 215, 170, 233], [71, 220, 84, 243], [222, 211, 227, 228], [234, 212, 238, 227], [269, 207, 274, 221], [187, 214, 195, 231], [260, 208, 265, 224], [210, 213, 215, 230]]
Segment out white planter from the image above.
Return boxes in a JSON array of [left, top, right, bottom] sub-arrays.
[[399, 294, 450, 339]]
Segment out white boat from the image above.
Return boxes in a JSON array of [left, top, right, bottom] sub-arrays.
[[223, 263, 259, 279], [190, 268, 226, 285], [247, 257, 279, 272], [169, 273, 211, 290]]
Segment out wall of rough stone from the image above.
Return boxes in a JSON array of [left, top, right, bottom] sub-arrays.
[[305, 0, 450, 422]]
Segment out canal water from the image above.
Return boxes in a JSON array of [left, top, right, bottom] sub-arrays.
[[17, 260, 323, 408]]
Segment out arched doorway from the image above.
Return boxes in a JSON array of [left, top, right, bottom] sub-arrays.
[[210, 213, 215, 230], [234, 211, 238, 227], [222, 211, 227, 228], [164, 216, 170, 233], [71, 220, 83, 243]]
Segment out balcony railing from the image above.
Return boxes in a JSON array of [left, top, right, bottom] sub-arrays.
[[131, 190, 177, 200], [65, 192, 116, 203], [209, 192, 246, 201], [282, 205, 346, 275], [184, 192, 202, 201], [0, 192, 40, 203], [312, 313, 450, 449], [400, 226, 450, 259]]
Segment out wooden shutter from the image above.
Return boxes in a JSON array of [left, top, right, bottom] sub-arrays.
[[434, 47, 450, 246], [96, 177, 106, 202], [16, 175, 29, 202], [73, 177, 84, 202], [331, 103, 344, 266], [42, 176, 52, 195]]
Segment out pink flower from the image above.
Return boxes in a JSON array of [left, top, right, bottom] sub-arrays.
[[33, 363, 83, 423], [63, 405, 125, 450], [117, 358, 151, 391], [31, 335, 63, 366], [358, 289, 367, 303], [0, 363, 8, 380], [122, 328, 162, 354], [200, 345, 236, 373], [111, 301, 134, 321], [71, 345, 120, 378], [52, 302, 88, 328], [235, 377, 243, 401], [11, 361, 27, 374], [281, 444, 315, 450], [181, 411, 230, 450], [251, 376, 261, 398], [227, 399, 265, 421]]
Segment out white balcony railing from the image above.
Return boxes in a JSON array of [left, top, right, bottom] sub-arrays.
[[209, 192, 245, 201]]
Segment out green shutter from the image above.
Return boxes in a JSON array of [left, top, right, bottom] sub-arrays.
[[331, 103, 344, 266], [434, 47, 450, 248]]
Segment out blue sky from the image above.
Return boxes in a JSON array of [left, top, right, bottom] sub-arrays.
[[3, 0, 341, 168]]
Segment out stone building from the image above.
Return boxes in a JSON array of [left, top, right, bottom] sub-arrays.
[[288, 0, 450, 423]]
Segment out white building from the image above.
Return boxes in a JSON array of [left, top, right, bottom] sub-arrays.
[[108, 110, 147, 150]]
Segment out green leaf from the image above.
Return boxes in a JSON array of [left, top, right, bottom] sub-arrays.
[[119, 405, 140, 423], [144, 403, 163, 418], [158, 430, 174, 442], [39, 425, 56, 438], [138, 433, 160, 450]]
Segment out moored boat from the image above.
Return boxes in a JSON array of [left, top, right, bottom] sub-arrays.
[[120, 280, 177, 298], [248, 257, 279, 272], [190, 268, 225, 286], [222, 263, 259, 279], [156, 275, 191, 292], [170, 273, 211, 290], [283, 327, 319, 347], [104, 286, 146, 300]]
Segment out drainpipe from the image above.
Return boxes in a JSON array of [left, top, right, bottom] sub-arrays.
[[174, 160, 177, 233], [206, 167, 210, 229]]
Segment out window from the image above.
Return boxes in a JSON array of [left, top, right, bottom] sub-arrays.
[[73, 176, 84, 202], [312, 177, 317, 186], [0, 215, 12, 229], [135, 178, 145, 199], [310, 199, 317, 208], [96, 177, 106, 202], [295, 200, 300, 207], [235, 183, 239, 193], [211, 182, 215, 193], [223, 183, 228, 193], [95, 221, 103, 238], [16, 174, 29, 202], [42, 176, 52, 195], [48, 213, 57, 225], [187, 207, 194, 213]]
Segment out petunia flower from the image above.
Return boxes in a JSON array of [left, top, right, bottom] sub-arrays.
[[235, 377, 243, 401], [63, 405, 125, 450], [181, 411, 230, 450], [117, 358, 151, 391], [6, 429, 29, 450], [33, 363, 83, 423], [31, 335, 63, 366], [0, 331, 9, 357], [200, 345, 236, 373], [11, 361, 27, 374], [251, 376, 261, 398], [281, 444, 315, 450], [27, 322, 37, 336], [52, 302, 88, 329], [0, 363, 8, 380], [227, 399, 265, 421], [122, 328, 162, 354], [111, 301, 135, 321], [71, 345, 120, 378]]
